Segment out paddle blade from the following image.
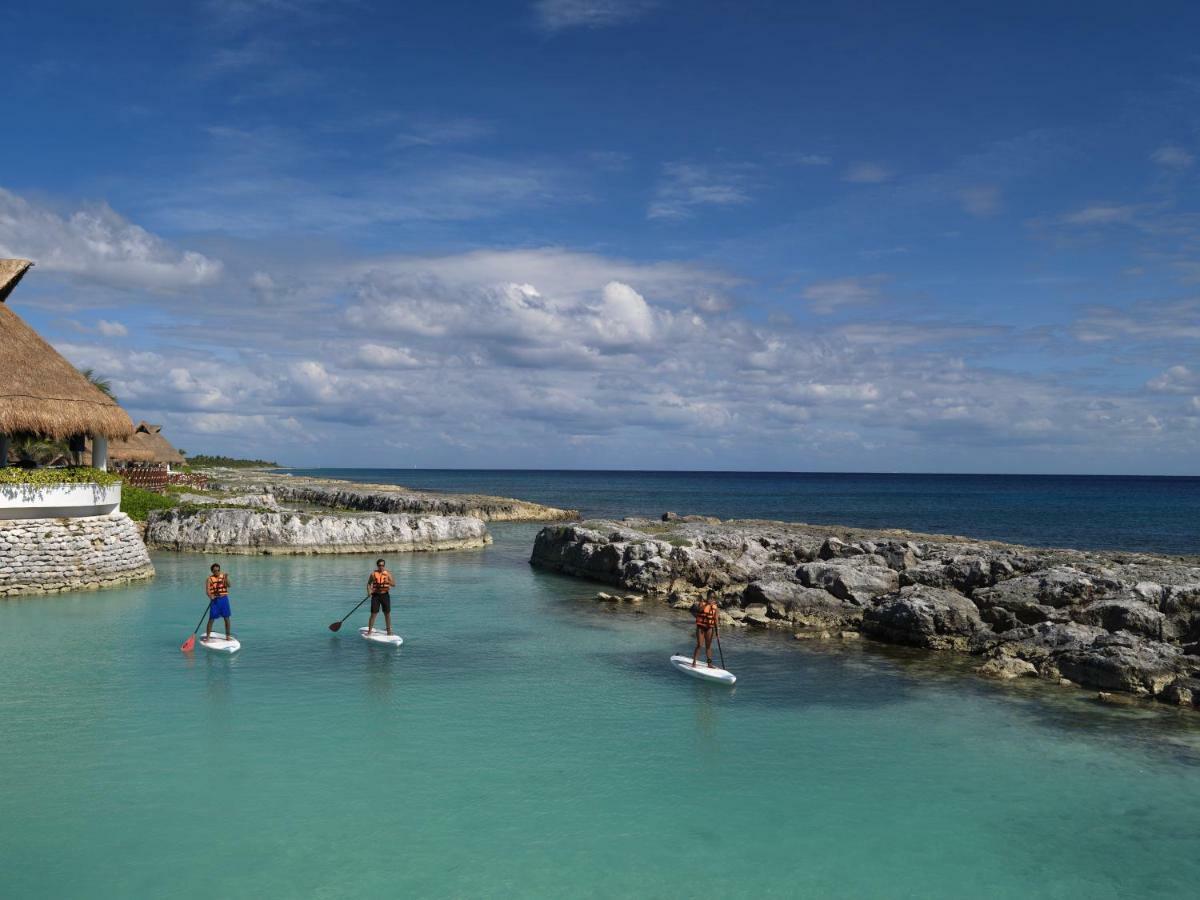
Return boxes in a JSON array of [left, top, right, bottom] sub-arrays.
[[181, 635, 196, 652], [328, 621, 343, 632]]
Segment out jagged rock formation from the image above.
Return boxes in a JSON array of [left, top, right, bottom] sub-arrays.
[[531, 517, 1200, 708], [202, 471, 577, 522], [147, 507, 491, 555]]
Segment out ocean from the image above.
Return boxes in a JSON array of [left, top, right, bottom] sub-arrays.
[[2, 472, 1199, 897], [291, 469, 1200, 556]]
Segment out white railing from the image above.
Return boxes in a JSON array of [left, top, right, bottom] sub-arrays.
[[0, 483, 122, 520]]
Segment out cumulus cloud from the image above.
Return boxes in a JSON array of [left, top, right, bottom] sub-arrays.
[[354, 343, 422, 369], [96, 319, 129, 337], [42, 242, 1200, 468], [0, 188, 222, 291], [1147, 365, 1199, 393]]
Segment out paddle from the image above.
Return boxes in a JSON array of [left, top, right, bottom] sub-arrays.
[[180, 602, 211, 652], [328, 596, 370, 633], [714, 617, 727, 671]]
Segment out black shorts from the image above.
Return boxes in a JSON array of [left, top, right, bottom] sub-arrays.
[[370, 592, 391, 614]]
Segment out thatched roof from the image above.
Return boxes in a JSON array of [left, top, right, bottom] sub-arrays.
[[99, 421, 186, 465], [0, 259, 134, 440]]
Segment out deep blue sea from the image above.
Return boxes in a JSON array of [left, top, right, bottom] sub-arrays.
[[290, 469, 1200, 556]]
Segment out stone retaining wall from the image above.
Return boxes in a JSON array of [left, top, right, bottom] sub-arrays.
[[0, 513, 155, 597]]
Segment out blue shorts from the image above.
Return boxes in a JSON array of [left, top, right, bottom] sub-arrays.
[[209, 595, 231, 620]]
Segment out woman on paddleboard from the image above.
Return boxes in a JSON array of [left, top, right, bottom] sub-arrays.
[[692, 595, 720, 668], [366, 559, 396, 636], [205, 563, 233, 643]]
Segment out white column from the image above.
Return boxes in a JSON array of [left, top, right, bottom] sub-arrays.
[[92, 435, 109, 472], [0, 434, 9, 467]]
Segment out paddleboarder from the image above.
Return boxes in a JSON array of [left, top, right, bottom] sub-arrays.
[[366, 558, 396, 636], [691, 595, 720, 668], [205, 563, 232, 643]]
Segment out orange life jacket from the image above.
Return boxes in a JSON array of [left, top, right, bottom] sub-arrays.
[[695, 603, 718, 629], [207, 574, 229, 597], [369, 570, 393, 594]]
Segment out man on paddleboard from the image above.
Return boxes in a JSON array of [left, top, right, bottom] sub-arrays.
[[366, 558, 396, 636], [692, 595, 720, 668], [205, 563, 233, 642]]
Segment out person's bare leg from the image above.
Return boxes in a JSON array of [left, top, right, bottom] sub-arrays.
[[224, 617, 232, 641], [705, 630, 714, 667], [367, 610, 377, 634], [205, 616, 213, 640], [384, 610, 393, 636], [692, 628, 703, 666]]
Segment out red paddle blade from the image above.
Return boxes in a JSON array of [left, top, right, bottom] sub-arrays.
[[328, 621, 342, 632], [181, 635, 196, 652]]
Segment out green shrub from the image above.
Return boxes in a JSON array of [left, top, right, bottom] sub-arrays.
[[120, 485, 179, 521], [0, 466, 121, 487], [186, 454, 279, 468]]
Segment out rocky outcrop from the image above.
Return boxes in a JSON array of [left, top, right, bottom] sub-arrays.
[[0, 513, 154, 597], [530, 516, 1200, 708], [202, 470, 576, 522], [146, 508, 491, 554], [862, 585, 985, 650]]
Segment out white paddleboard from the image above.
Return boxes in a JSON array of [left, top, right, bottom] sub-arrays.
[[359, 627, 403, 647], [670, 654, 736, 685], [198, 634, 241, 654]]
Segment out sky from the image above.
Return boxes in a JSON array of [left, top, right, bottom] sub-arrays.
[[2, 0, 1199, 474]]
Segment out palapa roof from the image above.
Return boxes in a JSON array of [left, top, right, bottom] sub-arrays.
[[0, 259, 134, 440], [101, 421, 186, 465]]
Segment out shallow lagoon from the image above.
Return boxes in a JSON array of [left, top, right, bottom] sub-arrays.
[[2, 524, 1198, 898]]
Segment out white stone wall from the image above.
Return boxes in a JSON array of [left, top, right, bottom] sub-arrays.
[[0, 513, 155, 597]]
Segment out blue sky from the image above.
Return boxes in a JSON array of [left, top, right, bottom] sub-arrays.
[[3, 0, 1199, 473]]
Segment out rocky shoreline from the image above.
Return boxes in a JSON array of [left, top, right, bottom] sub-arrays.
[[203, 469, 577, 521], [531, 515, 1200, 709], [140, 468, 576, 556], [146, 507, 490, 555]]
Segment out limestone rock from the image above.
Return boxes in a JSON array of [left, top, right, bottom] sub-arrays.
[[976, 657, 1039, 680], [796, 561, 899, 605], [147, 508, 490, 554], [862, 586, 985, 650]]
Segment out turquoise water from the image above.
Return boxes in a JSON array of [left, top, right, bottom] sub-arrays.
[[292, 469, 1200, 556], [2, 525, 1199, 898]]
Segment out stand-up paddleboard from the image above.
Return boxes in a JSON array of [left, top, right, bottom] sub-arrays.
[[359, 627, 403, 647], [198, 634, 241, 654], [670, 654, 736, 685]]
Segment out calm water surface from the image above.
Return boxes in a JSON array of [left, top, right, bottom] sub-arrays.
[[291, 469, 1200, 556], [1, 525, 1198, 898]]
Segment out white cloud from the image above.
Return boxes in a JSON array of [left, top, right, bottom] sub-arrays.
[[1059, 204, 1139, 226], [1151, 145, 1194, 169], [534, 0, 657, 31], [648, 162, 752, 220], [96, 319, 129, 337], [354, 343, 422, 369], [0, 188, 222, 291], [1147, 365, 1199, 393], [803, 275, 888, 315], [844, 162, 891, 184]]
